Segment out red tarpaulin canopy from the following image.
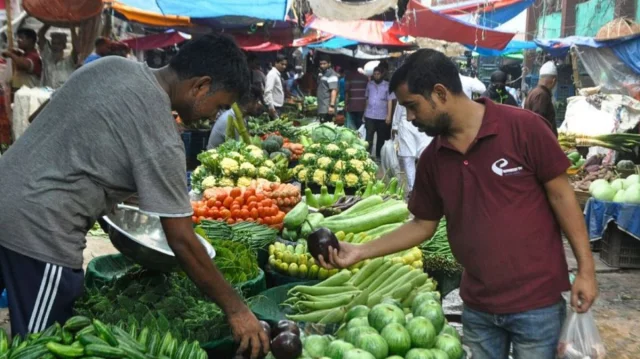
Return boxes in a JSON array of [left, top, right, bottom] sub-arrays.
[[122, 31, 187, 51], [393, 0, 515, 49], [308, 17, 407, 46]]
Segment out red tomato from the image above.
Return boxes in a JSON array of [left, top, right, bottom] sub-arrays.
[[223, 197, 234, 209], [240, 209, 250, 219], [234, 197, 245, 206], [197, 216, 206, 224], [244, 188, 256, 199], [206, 208, 216, 218], [256, 193, 265, 202], [207, 199, 216, 207], [250, 208, 259, 219], [263, 216, 272, 225], [231, 209, 242, 218], [220, 209, 231, 219], [246, 196, 258, 204], [191, 216, 198, 223], [216, 192, 227, 202], [257, 218, 264, 224], [230, 188, 242, 198], [226, 218, 235, 224], [210, 209, 220, 219], [215, 201, 223, 208]]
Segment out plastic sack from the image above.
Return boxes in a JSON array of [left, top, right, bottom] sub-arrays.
[[557, 310, 606, 359], [357, 124, 366, 139], [381, 140, 401, 176]]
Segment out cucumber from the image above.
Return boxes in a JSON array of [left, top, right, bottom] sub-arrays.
[[0, 328, 8, 355], [61, 328, 73, 345], [9, 344, 46, 359], [74, 325, 96, 337], [283, 201, 309, 229], [78, 334, 108, 347], [164, 338, 177, 358], [84, 344, 125, 358], [92, 320, 118, 347], [40, 323, 60, 338], [45, 342, 84, 358], [31, 336, 62, 345], [63, 316, 92, 332], [119, 344, 147, 359], [70, 341, 83, 349]]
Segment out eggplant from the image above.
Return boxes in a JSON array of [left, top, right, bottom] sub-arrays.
[[271, 331, 302, 359], [260, 320, 272, 338], [307, 227, 340, 262], [272, 320, 300, 339]]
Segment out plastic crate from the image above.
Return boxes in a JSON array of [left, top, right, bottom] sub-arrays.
[[599, 223, 640, 268]]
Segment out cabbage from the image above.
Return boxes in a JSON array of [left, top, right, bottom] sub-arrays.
[[623, 184, 640, 204], [591, 183, 617, 201], [311, 125, 337, 144], [613, 189, 626, 203], [588, 179, 609, 194], [624, 174, 640, 190], [303, 335, 330, 358], [337, 128, 358, 144], [611, 178, 625, 191]]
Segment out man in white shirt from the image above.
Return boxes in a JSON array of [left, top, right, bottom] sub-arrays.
[[264, 55, 287, 119], [459, 73, 486, 99]]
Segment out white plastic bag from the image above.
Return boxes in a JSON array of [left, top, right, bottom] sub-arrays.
[[357, 124, 366, 139], [381, 140, 401, 176], [557, 310, 606, 359]]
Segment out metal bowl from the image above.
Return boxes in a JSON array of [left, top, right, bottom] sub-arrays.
[[103, 204, 215, 272]]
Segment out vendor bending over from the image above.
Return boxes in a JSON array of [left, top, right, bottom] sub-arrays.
[[0, 34, 269, 358]]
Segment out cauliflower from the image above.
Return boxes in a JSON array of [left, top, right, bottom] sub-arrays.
[[348, 159, 365, 173], [250, 150, 264, 159], [297, 169, 309, 182], [312, 169, 328, 186], [329, 173, 341, 185], [334, 160, 345, 172], [344, 173, 359, 187], [218, 177, 235, 187], [292, 164, 305, 175], [227, 151, 243, 160], [220, 158, 240, 176], [239, 162, 256, 176], [192, 165, 208, 178], [359, 171, 372, 185], [344, 148, 358, 159], [264, 160, 276, 168], [245, 145, 261, 152], [258, 166, 274, 178], [309, 144, 322, 153], [324, 143, 341, 156], [237, 176, 253, 187], [201, 176, 217, 189], [317, 156, 333, 170], [301, 153, 317, 165]]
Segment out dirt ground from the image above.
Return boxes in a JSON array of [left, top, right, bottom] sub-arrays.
[[1, 235, 638, 357]]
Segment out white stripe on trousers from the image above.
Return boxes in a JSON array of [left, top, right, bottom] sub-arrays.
[[27, 264, 62, 333], [27, 263, 51, 333]]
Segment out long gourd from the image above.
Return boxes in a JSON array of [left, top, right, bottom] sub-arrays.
[[319, 202, 409, 234]]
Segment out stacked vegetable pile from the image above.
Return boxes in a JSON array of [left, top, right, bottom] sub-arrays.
[[258, 132, 305, 162], [570, 163, 618, 192], [283, 259, 438, 325], [587, 174, 640, 204], [292, 125, 376, 188], [75, 252, 259, 343], [294, 297, 464, 359], [248, 115, 300, 141], [0, 316, 208, 359], [197, 220, 277, 254], [566, 151, 586, 174], [191, 140, 289, 192], [191, 186, 288, 229], [420, 219, 463, 274]]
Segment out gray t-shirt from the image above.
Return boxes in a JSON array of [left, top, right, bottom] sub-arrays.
[[317, 68, 339, 115], [0, 57, 192, 269], [207, 109, 236, 149]]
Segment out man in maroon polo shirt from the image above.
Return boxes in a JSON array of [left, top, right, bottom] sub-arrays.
[[319, 49, 597, 359]]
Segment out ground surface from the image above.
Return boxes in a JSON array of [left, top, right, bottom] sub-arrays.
[[1, 235, 638, 357]]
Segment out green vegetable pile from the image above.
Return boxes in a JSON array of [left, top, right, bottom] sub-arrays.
[[197, 220, 277, 254], [420, 219, 463, 275], [210, 238, 260, 284], [0, 316, 208, 359], [74, 267, 252, 343], [247, 114, 300, 140]]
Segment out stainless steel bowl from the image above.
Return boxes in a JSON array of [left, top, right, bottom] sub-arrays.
[[103, 204, 215, 271]]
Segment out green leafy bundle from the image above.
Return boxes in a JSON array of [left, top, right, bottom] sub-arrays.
[[420, 218, 463, 274]]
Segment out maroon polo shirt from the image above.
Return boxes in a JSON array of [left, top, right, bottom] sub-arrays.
[[409, 98, 571, 314]]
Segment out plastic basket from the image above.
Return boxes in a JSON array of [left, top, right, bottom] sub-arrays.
[[237, 268, 267, 298], [600, 223, 640, 268], [85, 254, 136, 289], [426, 269, 462, 299], [265, 265, 321, 289]]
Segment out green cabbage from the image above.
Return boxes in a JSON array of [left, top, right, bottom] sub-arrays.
[[311, 125, 338, 143]]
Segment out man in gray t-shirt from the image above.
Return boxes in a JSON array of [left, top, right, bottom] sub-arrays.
[[0, 35, 269, 358], [207, 85, 264, 149], [316, 54, 339, 123]]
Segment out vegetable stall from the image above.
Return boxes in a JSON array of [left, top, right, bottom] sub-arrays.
[[68, 112, 468, 359]]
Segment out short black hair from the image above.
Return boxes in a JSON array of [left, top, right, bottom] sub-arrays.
[[95, 37, 109, 47], [389, 49, 462, 96], [275, 54, 287, 64], [16, 28, 37, 43], [169, 34, 250, 98], [318, 54, 331, 63], [373, 66, 384, 74], [490, 70, 508, 84], [240, 85, 264, 105]]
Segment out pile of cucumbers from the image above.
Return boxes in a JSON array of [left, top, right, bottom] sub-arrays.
[[2, 316, 207, 359]]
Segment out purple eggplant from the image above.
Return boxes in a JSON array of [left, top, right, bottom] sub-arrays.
[[307, 227, 340, 262], [271, 331, 302, 359]]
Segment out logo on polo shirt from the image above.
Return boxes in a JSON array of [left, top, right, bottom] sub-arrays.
[[491, 158, 523, 176]]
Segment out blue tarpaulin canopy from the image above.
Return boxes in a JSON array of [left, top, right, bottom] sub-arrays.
[[466, 39, 537, 56], [535, 35, 640, 74], [307, 36, 359, 49], [115, 0, 290, 21]]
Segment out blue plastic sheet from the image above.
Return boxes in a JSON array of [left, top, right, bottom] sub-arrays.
[[307, 36, 359, 49], [477, 0, 534, 28], [584, 198, 640, 241], [116, 0, 289, 21], [612, 39, 640, 75], [466, 39, 537, 56]]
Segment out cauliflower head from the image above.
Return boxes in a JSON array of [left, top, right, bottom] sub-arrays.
[[218, 177, 235, 187], [264, 160, 276, 168], [344, 173, 359, 187], [220, 158, 240, 176], [312, 169, 328, 186], [324, 143, 341, 156], [245, 145, 261, 152], [309, 144, 322, 153], [201, 176, 217, 189], [258, 166, 275, 178], [329, 173, 341, 185], [334, 160, 345, 172], [236, 176, 253, 187], [359, 171, 372, 185], [344, 148, 358, 159], [292, 164, 305, 175], [301, 153, 317, 165], [297, 169, 309, 182], [227, 151, 243, 160], [348, 159, 365, 173], [317, 156, 333, 170], [239, 162, 256, 176]]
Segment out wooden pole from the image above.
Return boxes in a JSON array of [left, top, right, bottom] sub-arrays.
[[4, 0, 14, 144]]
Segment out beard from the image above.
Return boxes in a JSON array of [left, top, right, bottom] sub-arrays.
[[413, 112, 453, 137]]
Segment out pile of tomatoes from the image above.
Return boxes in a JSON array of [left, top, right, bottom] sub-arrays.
[[191, 187, 285, 230]]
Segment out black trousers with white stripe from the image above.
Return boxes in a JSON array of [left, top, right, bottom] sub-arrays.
[[0, 245, 84, 336]]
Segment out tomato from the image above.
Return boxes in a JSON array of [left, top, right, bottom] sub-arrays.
[[226, 218, 235, 225], [191, 216, 198, 223], [206, 208, 216, 218], [263, 216, 272, 225], [241, 209, 250, 219], [210, 209, 220, 219], [197, 216, 206, 224], [215, 201, 223, 208], [236, 218, 244, 223], [258, 207, 267, 217], [194, 207, 204, 217], [220, 209, 231, 219], [234, 197, 245, 206], [248, 202, 258, 210], [230, 188, 242, 198], [257, 218, 264, 224], [223, 197, 234, 209], [231, 209, 241, 218], [276, 211, 286, 223], [246, 195, 258, 204], [270, 206, 279, 216], [216, 192, 227, 202], [250, 208, 259, 219], [243, 188, 256, 199], [245, 218, 255, 222], [261, 199, 272, 207], [256, 193, 265, 202], [206, 198, 216, 207]]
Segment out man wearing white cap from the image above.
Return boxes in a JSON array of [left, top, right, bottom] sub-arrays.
[[525, 61, 558, 137]]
